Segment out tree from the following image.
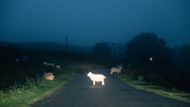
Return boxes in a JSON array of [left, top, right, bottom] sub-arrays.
[[92, 41, 112, 61], [176, 45, 190, 70], [109, 43, 125, 64], [125, 32, 173, 66]]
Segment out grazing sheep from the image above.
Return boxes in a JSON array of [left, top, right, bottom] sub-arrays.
[[43, 72, 54, 80], [110, 65, 122, 75], [43, 61, 55, 67], [87, 72, 106, 86], [55, 65, 61, 69]]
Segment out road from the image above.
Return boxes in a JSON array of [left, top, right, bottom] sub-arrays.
[[32, 69, 190, 107]]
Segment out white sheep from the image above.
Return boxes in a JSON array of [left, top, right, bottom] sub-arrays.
[[43, 61, 55, 67], [43, 72, 54, 80], [110, 65, 122, 75], [55, 65, 61, 69], [87, 72, 106, 86]]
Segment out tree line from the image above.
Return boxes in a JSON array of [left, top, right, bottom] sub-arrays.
[[92, 32, 190, 90]]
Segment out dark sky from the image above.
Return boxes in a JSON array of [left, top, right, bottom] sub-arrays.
[[0, 0, 190, 47]]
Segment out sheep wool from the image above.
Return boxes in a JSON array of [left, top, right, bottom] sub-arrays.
[[110, 66, 122, 75], [44, 72, 54, 80], [87, 72, 106, 86]]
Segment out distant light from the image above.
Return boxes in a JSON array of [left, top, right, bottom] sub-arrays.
[[149, 57, 153, 61]]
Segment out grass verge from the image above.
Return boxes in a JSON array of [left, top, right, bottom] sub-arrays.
[[116, 74, 190, 103], [0, 70, 77, 107]]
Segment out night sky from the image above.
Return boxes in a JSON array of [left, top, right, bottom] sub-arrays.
[[0, 0, 190, 47]]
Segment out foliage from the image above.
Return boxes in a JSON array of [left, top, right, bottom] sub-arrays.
[[0, 71, 75, 107], [109, 43, 125, 64], [176, 45, 190, 71], [92, 41, 112, 62], [125, 32, 173, 66], [117, 74, 190, 103]]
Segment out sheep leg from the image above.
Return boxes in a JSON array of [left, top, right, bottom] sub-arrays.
[[102, 80, 105, 85], [93, 81, 95, 85], [110, 71, 113, 75]]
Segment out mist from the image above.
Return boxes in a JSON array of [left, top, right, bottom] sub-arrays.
[[1, 1, 190, 106], [0, 0, 190, 47]]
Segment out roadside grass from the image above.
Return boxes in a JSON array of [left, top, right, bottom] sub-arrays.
[[116, 74, 190, 103], [0, 68, 77, 107]]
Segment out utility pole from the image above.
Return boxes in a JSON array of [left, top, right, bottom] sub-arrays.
[[65, 35, 68, 45]]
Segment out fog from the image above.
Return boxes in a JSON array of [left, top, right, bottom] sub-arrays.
[[0, 0, 190, 47]]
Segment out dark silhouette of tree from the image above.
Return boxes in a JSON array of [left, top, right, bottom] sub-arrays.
[[125, 32, 173, 66], [176, 45, 190, 70], [92, 41, 111, 61], [110, 43, 125, 64]]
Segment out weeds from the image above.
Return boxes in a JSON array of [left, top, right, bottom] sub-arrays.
[[0, 69, 76, 107], [117, 74, 190, 103]]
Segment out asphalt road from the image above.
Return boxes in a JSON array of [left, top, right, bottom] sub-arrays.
[[32, 69, 190, 107]]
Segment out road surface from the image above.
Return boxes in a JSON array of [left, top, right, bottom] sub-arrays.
[[32, 69, 190, 107]]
